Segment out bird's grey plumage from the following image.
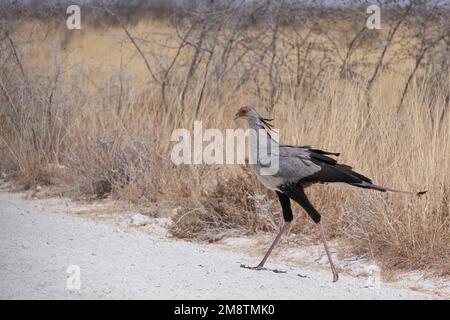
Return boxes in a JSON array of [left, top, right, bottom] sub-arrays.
[[254, 145, 323, 190], [249, 125, 394, 193], [247, 116, 364, 192]]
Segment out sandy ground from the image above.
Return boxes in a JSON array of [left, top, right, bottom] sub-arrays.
[[0, 190, 447, 300]]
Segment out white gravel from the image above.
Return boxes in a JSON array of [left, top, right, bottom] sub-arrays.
[[0, 191, 436, 299]]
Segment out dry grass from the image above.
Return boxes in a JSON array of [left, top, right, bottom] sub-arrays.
[[0, 6, 449, 274], [169, 172, 279, 241]]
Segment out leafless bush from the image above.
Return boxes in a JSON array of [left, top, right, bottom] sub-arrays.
[[66, 136, 154, 198]]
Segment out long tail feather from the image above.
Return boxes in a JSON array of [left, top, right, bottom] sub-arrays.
[[355, 181, 427, 197]]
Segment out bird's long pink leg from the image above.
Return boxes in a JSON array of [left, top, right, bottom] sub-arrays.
[[250, 222, 291, 270], [317, 222, 339, 282]]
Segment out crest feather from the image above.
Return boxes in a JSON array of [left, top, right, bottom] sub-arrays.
[[260, 117, 274, 131]]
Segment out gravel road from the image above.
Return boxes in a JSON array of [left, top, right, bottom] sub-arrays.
[[0, 191, 433, 299]]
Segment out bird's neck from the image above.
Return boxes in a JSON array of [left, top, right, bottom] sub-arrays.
[[248, 118, 278, 154], [248, 117, 268, 132]]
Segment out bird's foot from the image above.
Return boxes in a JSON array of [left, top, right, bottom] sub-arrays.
[[240, 264, 287, 274], [332, 272, 339, 282], [240, 263, 265, 271]]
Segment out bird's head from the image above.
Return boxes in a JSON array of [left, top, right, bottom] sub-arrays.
[[232, 105, 259, 121], [233, 105, 274, 130]]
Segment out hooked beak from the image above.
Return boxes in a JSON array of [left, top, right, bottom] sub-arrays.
[[232, 113, 240, 121]]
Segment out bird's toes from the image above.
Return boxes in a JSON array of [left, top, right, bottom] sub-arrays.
[[240, 263, 264, 271]]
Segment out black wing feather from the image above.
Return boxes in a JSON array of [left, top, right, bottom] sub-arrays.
[[307, 147, 340, 166], [300, 147, 373, 185]]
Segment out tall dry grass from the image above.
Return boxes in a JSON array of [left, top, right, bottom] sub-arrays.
[[0, 4, 449, 273]]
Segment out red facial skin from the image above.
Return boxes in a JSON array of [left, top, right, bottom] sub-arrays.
[[237, 106, 251, 117]]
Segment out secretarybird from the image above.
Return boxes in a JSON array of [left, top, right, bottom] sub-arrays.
[[233, 106, 426, 282]]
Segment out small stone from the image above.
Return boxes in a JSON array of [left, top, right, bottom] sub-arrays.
[[130, 213, 152, 227]]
